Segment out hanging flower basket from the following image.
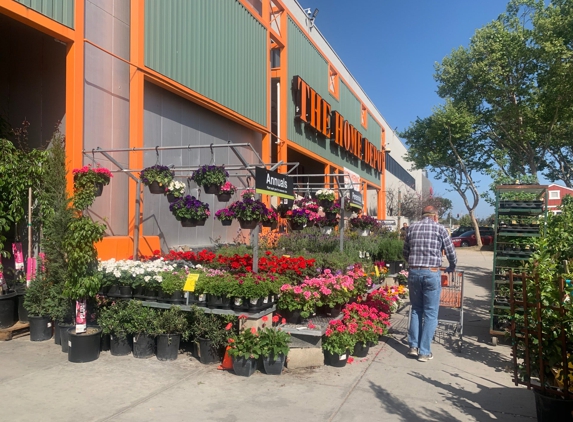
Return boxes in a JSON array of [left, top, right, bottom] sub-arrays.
[[239, 219, 258, 230], [290, 221, 305, 231], [221, 219, 232, 226], [215, 208, 235, 226], [140, 165, 174, 194], [190, 164, 228, 194], [94, 182, 104, 197], [227, 190, 269, 228], [216, 181, 236, 202], [180, 218, 197, 227], [165, 180, 185, 203], [170, 196, 210, 224], [217, 193, 232, 202]]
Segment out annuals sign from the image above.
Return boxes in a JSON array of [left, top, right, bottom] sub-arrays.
[[255, 167, 294, 200], [293, 76, 384, 173]]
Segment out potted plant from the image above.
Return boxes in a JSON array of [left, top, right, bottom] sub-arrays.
[[140, 165, 174, 194], [259, 324, 290, 375], [342, 302, 385, 357], [285, 208, 311, 231], [215, 208, 235, 226], [315, 189, 335, 208], [227, 323, 261, 377], [169, 195, 210, 227], [350, 215, 379, 236], [165, 180, 186, 203], [190, 164, 228, 194], [229, 272, 273, 312], [72, 165, 113, 209], [323, 201, 341, 219], [159, 269, 187, 304], [322, 319, 356, 367], [97, 300, 133, 356], [189, 306, 233, 364], [277, 283, 317, 323], [261, 208, 278, 229], [126, 300, 157, 359], [314, 216, 339, 235], [217, 181, 236, 202], [195, 272, 234, 310], [228, 190, 269, 230], [155, 306, 189, 361], [23, 269, 55, 341]]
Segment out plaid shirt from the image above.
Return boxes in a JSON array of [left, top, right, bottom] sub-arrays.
[[403, 217, 457, 268]]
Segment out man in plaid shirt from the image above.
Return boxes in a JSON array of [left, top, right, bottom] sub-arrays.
[[403, 205, 457, 362]]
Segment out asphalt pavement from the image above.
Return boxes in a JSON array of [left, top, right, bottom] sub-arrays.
[[0, 248, 536, 421]]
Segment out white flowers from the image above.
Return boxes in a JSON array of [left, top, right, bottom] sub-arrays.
[[316, 189, 335, 201], [167, 180, 186, 196], [98, 258, 175, 284]]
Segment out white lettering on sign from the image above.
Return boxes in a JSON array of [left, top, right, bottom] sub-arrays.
[[266, 173, 288, 188]]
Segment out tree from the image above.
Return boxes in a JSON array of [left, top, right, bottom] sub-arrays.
[[400, 101, 487, 246], [385, 187, 452, 220], [435, 0, 573, 186]]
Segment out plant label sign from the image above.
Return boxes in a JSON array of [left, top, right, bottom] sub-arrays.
[[255, 167, 294, 200], [348, 189, 363, 209], [183, 273, 200, 292]]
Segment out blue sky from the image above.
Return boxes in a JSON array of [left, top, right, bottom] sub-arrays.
[[298, 0, 515, 218]]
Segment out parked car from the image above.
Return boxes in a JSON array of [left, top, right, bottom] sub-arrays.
[[450, 226, 493, 238], [451, 229, 495, 247]]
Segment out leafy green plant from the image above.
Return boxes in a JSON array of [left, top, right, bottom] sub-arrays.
[[227, 325, 261, 359], [126, 300, 157, 335], [97, 300, 132, 338], [190, 164, 228, 187], [322, 319, 356, 355], [156, 306, 189, 340], [46, 282, 74, 323], [258, 326, 290, 358], [72, 165, 112, 210], [169, 196, 210, 221], [23, 270, 57, 316], [139, 165, 174, 187], [188, 306, 234, 349], [160, 270, 186, 295]]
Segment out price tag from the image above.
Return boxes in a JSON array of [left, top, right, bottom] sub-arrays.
[[374, 266, 380, 277], [183, 273, 200, 292]]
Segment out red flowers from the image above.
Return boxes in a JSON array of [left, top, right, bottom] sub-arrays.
[[262, 315, 268, 322], [238, 314, 248, 320], [225, 323, 233, 331]]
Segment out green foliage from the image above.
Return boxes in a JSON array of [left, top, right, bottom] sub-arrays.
[[276, 226, 340, 254], [159, 270, 186, 295], [258, 326, 291, 358], [23, 270, 57, 316], [374, 238, 404, 262], [155, 307, 189, 340], [188, 306, 234, 349], [97, 300, 132, 337], [227, 326, 262, 359], [72, 166, 112, 210], [40, 133, 72, 289], [63, 216, 106, 299], [46, 282, 74, 322], [0, 135, 48, 258], [126, 300, 157, 335]]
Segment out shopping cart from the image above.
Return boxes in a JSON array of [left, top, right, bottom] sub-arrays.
[[406, 269, 464, 353]]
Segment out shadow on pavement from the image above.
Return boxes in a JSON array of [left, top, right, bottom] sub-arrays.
[[367, 380, 461, 422]]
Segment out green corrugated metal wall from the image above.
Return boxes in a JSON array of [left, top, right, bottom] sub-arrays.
[[15, 0, 74, 28], [144, 0, 267, 127], [287, 18, 380, 184]]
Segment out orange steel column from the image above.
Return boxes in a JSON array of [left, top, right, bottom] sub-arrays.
[[379, 130, 387, 219], [65, 0, 85, 191], [277, 4, 289, 174], [261, 0, 271, 166]]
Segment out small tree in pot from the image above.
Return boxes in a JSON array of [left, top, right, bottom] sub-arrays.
[[155, 306, 189, 361], [126, 300, 157, 359], [23, 269, 57, 341], [97, 300, 133, 356], [189, 306, 234, 364]]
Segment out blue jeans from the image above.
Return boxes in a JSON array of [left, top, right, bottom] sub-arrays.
[[407, 268, 441, 356]]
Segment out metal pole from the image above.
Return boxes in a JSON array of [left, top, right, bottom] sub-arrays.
[[340, 195, 345, 253], [133, 179, 141, 261], [397, 190, 402, 229], [252, 224, 259, 273]]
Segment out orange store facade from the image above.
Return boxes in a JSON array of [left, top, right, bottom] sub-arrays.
[[0, 0, 392, 259]]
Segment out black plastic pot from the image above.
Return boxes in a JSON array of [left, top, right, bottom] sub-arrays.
[[133, 333, 155, 358], [17, 292, 28, 323], [170, 291, 185, 305], [324, 349, 349, 367], [534, 389, 573, 421], [133, 286, 146, 300], [203, 184, 220, 195], [59, 322, 75, 352], [352, 341, 369, 358], [207, 294, 223, 309], [181, 218, 196, 227], [248, 297, 264, 312], [166, 193, 178, 203], [144, 288, 158, 301], [118, 286, 133, 298], [196, 337, 220, 364], [281, 309, 302, 324], [0, 291, 17, 329], [68, 327, 102, 363], [110, 334, 132, 356], [157, 334, 180, 361], [220, 219, 232, 226], [100, 333, 111, 351], [232, 297, 250, 311], [148, 181, 164, 194], [238, 219, 258, 230], [217, 193, 231, 202], [28, 315, 52, 341], [107, 285, 120, 298], [195, 293, 207, 307], [232, 356, 257, 377], [262, 353, 286, 375]]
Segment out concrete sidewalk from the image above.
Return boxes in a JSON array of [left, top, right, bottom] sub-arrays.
[[0, 249, 536, 421]]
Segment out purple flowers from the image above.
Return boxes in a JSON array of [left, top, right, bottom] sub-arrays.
[[190, 164, 228, 187], [228, 197, 269, 222], [169, 195, 210, 220], [215, 208, 235, 221], [139, 165, 174, 186]]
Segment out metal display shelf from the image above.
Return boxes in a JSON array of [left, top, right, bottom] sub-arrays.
[[140, 301, 275, 319], [490, 184, 547, 346]]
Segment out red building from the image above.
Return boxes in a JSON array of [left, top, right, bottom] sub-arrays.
[[547, 184, 573, 214]]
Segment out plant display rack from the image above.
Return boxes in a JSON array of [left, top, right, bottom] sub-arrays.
[[490, 184, 547, 346]]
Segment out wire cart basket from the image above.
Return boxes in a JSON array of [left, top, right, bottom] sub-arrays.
[[407, 269, 465, 353]]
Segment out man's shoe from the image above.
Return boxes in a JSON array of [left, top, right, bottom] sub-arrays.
[[418, 353, 433, 362], [407, 347, 418, 358]]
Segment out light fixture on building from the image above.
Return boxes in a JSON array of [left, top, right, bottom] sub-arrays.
[[304, 8, 319, 29]]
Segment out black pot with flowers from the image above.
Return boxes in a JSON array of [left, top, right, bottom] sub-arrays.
[[169, 195, 210, 227], [72, 165, 113, 209], [228, 190, 269, 230], [140, 165, 174, 194], [191, 164, 229, 194], [285, 208, 311, 231]]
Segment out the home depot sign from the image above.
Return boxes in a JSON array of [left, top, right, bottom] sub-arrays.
[[293, 76, 384, 173]]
